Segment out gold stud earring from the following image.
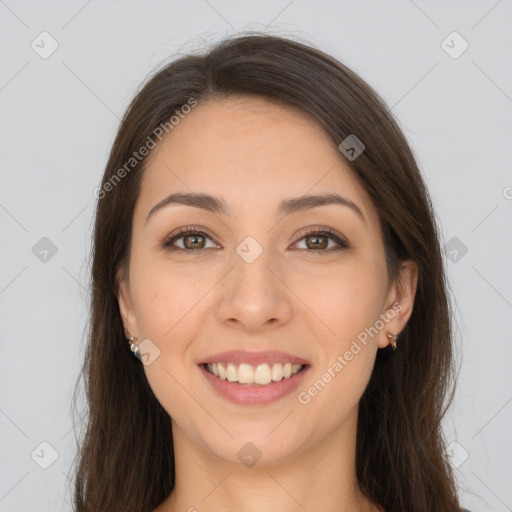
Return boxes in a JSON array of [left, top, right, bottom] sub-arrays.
[[385, 330, 398, 351]]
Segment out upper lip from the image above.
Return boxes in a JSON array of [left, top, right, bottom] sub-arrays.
[[198, 350, 310, 367]]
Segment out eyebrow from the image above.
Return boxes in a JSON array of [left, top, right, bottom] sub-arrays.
[[145, 191, 366, 224]]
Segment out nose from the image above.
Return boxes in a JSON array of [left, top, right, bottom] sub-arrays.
[[215, 246, 293, 332]]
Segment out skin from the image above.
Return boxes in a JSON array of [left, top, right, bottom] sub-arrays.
[[117, 95, 418, 512]]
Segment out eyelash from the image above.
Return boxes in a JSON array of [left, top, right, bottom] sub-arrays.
[[161, 225, 349, 254]]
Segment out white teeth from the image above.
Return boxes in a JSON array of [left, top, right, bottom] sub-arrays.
[[238, 363, 254, 384], [254, 364, 272, 385], [226, 363, 238, 382], [271, 363, 283, 381], [205, 361, 304, 385], [217, 363, 226, 380]]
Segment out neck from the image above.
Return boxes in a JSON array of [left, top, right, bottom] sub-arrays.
[[157, 408, 382, 512]]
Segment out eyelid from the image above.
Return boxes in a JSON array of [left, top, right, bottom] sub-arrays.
[[291, 225, 348, 248], [162, 225, 219, 248], [162, 225, 349, 252]]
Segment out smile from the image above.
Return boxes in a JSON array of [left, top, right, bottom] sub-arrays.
[[199, 362, 310, 405], [205, 362, 305, 385]]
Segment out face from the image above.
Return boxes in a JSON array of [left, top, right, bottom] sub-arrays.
[[117, 95, 417, 467]]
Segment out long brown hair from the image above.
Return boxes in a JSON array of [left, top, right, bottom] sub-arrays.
[[70, 32, 462, 512]]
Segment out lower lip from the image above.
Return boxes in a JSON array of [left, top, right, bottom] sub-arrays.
[[199, 364, 310, 405]]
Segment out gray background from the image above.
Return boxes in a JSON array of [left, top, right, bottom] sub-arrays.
[[1, 1, 511, 511]]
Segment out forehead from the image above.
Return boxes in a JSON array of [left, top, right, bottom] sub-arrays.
[[137, 95, 377, 226]]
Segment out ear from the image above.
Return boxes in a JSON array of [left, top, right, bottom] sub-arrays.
[[378, 259, 418, 349], [116, 267, 139, 339]]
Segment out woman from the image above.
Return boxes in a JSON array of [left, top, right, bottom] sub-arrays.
[[71, 33, 468, 511]]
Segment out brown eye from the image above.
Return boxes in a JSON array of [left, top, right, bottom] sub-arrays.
[[293, 228, 349, 253], [162, 226, 349, 254], [182, 233, 206, 249], [162, 228, 217, 251], [305, 234, 329, 250]]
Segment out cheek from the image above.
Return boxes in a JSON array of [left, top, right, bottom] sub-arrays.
[[295, 269, 382, 432], [130, 261, 208, 422], [130, 256, 209, 340], [294, 259, 385, 429], [297, 261, 386, 343]]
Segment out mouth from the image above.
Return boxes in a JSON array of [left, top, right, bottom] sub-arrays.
[[201, 361, 308, 386], [197, 350, 311, 405]]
